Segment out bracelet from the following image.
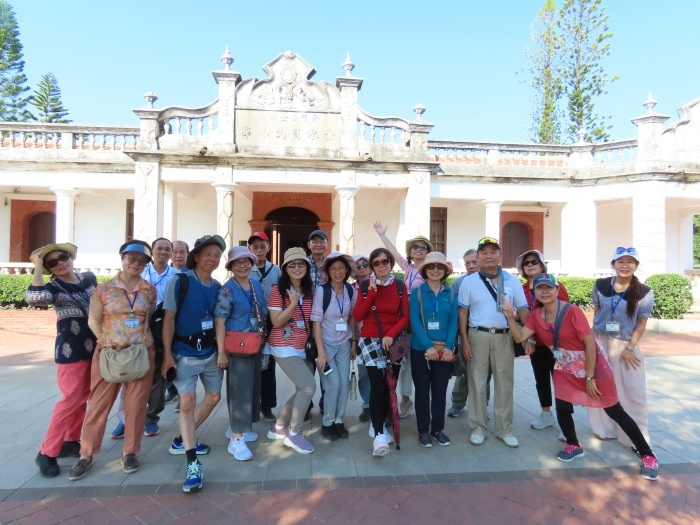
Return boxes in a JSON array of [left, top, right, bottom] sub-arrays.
[[624, 345, 633, 351], [527, 339, 536, 345], [585, 376, 595, 381]]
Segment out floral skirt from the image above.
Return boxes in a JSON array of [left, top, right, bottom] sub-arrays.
[[552, 345, 618, 408]]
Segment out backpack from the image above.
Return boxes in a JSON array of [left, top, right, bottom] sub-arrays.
[[321, 281, 354, 313], [150, 273, 189, 352]]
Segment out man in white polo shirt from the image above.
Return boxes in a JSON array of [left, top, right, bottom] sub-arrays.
[[458, 237, 529, 448]]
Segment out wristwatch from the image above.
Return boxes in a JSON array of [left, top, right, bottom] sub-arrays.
[[585, 376, 595, 381]]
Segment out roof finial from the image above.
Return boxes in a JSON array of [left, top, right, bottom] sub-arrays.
[[576, 125, 588, 144], [221, 47, 234, 71], [143, 91, 157, 108], [643, 92, 657, 114], [342, 53, 355, 77], [413, 104, 426, 121]]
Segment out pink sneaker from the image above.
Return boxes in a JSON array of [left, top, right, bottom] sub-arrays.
[[640, 454, 659, 481]]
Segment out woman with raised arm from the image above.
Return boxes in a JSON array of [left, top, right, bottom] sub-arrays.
[[503, 273, 659, 481]]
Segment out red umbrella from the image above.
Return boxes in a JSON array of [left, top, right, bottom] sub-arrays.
[[384, 364, 401, 450]]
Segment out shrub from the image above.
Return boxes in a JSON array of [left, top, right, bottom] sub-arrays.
[[557, 276, 596, 310], [392, 270, 457, 288], [645, 274, 693, 320], [0, 274, 113, 307]]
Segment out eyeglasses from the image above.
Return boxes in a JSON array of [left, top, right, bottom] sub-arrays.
[[44, 252, 70, 269], [372, 258, 391, 268], [614, 247, 638, 257], [411, 244, 429, 251], [478, 237, 499, 246], [231, 259, 252, 267], [424, 263, 444, 271], [522, 259, 541, 267], [286, 261, 307, 269], [125, 254, 149, 266], [356, 261, 369, 269]]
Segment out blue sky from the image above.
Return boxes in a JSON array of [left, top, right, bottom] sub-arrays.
[[12, 1, 700, 143]]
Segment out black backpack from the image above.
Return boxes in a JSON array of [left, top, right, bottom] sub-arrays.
[[321, 281, 354, 313], [150, 273, 189, 352]]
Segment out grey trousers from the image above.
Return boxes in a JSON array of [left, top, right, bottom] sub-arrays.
[[226, 353, 261, 434], [319, 341, 351, 426], [275, 355, 316, 433], [145, 352, 166, 425]]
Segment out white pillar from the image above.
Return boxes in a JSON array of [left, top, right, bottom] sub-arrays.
[[561, 198, 596, 276], [482, 200, 503, 239], [680, 214, 694, 273], [133, 161, 162, 241], [51, 187, 79, 244], [632, 180, 666, 275], [399, 167, 431, 250], [162, 182, 176, 241], [335, 185, 359, 255], [212, 182, 238, 280]]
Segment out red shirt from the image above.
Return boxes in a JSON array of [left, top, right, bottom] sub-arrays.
[[522, 281, 569, 346], [353, 280, 409, 340], [267, 285, 313, 350], [524, 303, 591, 351]]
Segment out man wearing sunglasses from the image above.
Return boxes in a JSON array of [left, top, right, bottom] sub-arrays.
[[457, 237, 529, 448]]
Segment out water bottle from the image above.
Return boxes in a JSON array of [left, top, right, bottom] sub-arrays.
[[349, 361, 357, 401]]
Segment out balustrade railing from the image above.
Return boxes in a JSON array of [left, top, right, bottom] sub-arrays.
[[356, 107, 411, 147], [158, 101, 219, 138], [0, 123, 139, 150], [0, 263, 119, 276], [428, 140, 571, 167], [591, 139, 637, 163]]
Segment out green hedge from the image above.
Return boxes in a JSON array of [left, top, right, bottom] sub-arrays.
[[557, 276, 597, 310], [0, 274, 111, 308], [645, 273, 693, 320], [392, 270, 457, 287]]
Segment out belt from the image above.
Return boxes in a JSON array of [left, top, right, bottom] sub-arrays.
[[472, 326, 509, 334]]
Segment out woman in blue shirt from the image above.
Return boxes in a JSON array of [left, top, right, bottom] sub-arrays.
[[409, 252, 458, 448], [215, 246, 267, 462]]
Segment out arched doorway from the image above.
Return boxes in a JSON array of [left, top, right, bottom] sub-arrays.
[[28, 212, 56, 258], [502, 221, 529, 268], [265, 207, 320, 264]]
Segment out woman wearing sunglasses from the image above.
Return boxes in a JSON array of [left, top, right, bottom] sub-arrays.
[[588, 247, 654, 446], [265, 248, 316, 454], [27, 243, 98, 478], [515, 250, 569, 432], [373, 221, 434, 419], [354, 248, 410, 456]]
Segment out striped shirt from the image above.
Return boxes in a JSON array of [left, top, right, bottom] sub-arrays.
[[267, 285, 314, 358]]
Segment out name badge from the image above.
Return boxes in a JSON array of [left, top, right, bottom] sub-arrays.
[[553, 349, 563, 360], [336, 322, 348, 332], [605, 322, 620, 333], [250, 318, 258, 329], [124, 318, 139, 328], [201, 319, 213, 330], [428, 321, 440, 330], [296, 320, 305, 329]]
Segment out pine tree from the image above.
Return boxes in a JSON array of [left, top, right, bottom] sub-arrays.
[[523, 0, 564, 144], [0, 0, 30, 121], [28, 72, 71, 123], [558, 0, 617, 142]]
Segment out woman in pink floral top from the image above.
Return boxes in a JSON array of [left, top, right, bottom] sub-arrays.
[[68, 240, 157, 483]]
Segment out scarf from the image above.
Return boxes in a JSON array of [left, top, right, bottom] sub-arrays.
[[479, 266, 504, 312]]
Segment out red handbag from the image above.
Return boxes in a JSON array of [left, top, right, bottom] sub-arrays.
[[224, 331, 264, 356]]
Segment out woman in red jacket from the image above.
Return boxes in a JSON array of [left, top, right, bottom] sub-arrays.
[[353, 248, 409, 457]]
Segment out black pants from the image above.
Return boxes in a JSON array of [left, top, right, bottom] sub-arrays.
[[145, 351, 166, 424], [530, 345, 555, 408], [556, 398, 653, 456], [367, 364, 400, 435], [411, 350, 453, 434], [260, 355, 277, 408]]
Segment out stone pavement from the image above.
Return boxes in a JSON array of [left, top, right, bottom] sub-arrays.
[[0, 326, 699, 524]]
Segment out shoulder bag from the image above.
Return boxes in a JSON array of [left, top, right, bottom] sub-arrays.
[[224, 282, 266, 356]]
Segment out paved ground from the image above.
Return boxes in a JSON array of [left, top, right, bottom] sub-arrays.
[[1, 324, 699, 524]]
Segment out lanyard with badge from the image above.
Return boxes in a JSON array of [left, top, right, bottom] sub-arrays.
[[426, 284, 442, 330], [123, 289, 140, 328], [545, 300, 570, 360], [194, 273, 214, 331], [233, 278, 258, 330], [293, 289, 306, 329], [335, 290, 348, 332], [606, 277, 626, 333]]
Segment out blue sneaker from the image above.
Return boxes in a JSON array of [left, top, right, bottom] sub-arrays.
[[144, 422, 159, 436], [111, 422, 124, 440], [182, 460, 203, 493], [168, 436, 210, 455]]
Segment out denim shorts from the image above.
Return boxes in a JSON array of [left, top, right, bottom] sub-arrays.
[[173, 352, 223, 395]]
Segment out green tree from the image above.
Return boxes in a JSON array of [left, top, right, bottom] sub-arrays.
[[558, 0, 617, 142], [28, 72, 71, 123], [694, 215, 700, 268], [523, 0, 564, 144], [0, 0, 29, 121]]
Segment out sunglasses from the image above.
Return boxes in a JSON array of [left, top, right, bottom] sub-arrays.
[[522, 259, 541, 267], [411, 244, 429, 251], [478, 237, 499, 246], [372, 258, 391, 268], [356, 261, 369, 269], [125, 254, 149, 266], [614, 247, 638, 257], [424, 263, 444, 271], [286, 261, 307, 269], [44, 252, 70, 269]]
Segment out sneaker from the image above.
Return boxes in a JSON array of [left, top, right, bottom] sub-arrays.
[[261, 407, 276, 421], [267, 423, 288, 440], [335, 423, 349, 439], [228, 437, 253, 461], [183, 460, 203, 493], [174, 400, 180, 413], [398, 399, 414, 418], [283, 431, 315, 454], [58, 440, 81, 458], [372, 434, 390, 456], [640, 454, 659, 481], [111, 422, 125, 440], [121, 453, 140, 474], [430, 430, 451, 446], [168, 436, 211, 455], [447, 406, 466, 418], [500, 435, 520, 448], [68, 458, 92, 481], [225, 427, 258, 442], [144, 422, 159, 436], [469, 433, 485, 446], [556, 443, 585, 462], [322, 424, 339, 441], [531, 412, 556, 430], [419, 433, 432, 448], [164, 390, 178, 404], [359, 408, 370, 422], [35, 453, 59, 478], [368, 424, 394, 443]]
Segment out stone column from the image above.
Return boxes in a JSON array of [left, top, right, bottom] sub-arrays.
[[482, 200, 503, 239], [162, 182, 176, 241], [632, 94, 670, 169], [51, 187, 79, 243], [408, 105, 434, 162], [680, 214, 694, 273], [133, 161, 162, 242], [400, 167, 431, 247], [133, 92, 160, 152], [212, 182, 238, 282], [335, 185, 360, 255], [336, 55, 363, 158], [561, 197, 596, 276], [212, 47, 242, 152], [632, 180, 666, 276]]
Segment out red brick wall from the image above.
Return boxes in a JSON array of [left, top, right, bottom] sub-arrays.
[[500, 211, 544, 252], [10, 200, 56, 262], [251, 192, 332, 225], [0, 310, 56, 335]]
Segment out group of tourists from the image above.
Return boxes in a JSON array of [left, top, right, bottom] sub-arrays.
[[28, 224, 659, 493]]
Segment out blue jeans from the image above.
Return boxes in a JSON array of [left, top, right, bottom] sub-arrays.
[[410, 350, 453, 435]]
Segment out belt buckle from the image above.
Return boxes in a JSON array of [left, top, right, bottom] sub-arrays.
[[488, 328, 496, 334]]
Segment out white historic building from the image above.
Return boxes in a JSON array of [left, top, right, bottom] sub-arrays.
[[1, 49, 700, 285]]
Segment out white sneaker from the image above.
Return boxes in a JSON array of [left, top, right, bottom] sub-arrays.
[[227, 437, 253, 461], [531, 412, 556, 430], [398, 399, 414, 418], [372, 434, 390, 457], [225, 427, 258, 442], [500, 435, 520, 448], [470, 433, 485, 446], [368, 424, 394, 443]]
